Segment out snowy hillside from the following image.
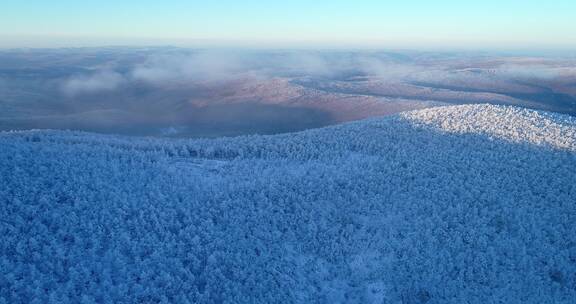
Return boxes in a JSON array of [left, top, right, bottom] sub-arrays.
[[1, 104, 575, 303]]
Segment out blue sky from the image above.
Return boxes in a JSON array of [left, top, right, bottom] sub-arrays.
[[1, 0, 575, 49]]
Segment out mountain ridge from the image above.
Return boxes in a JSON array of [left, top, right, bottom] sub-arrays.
[[1, 104, 575, 303]]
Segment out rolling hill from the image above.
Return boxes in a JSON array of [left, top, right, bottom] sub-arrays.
[[1, 104, 575, 303]]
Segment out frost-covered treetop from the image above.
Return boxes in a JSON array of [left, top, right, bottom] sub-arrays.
[[1, 104, 575, 303], [400, 104, 576, 151]]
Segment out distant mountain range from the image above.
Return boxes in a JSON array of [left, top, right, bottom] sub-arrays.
[[1, 48, 575, 137]]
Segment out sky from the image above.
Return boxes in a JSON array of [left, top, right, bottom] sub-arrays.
[[1, 0, 576, 49]]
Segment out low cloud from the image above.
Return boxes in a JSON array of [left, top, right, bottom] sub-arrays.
[[357, 58, 424, 81], [131, 51, 252, 84], [130, 50, 416, 82], [62, 71, 126, 96]]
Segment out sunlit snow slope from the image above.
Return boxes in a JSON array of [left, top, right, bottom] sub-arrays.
[[1, 104, 575, 303]]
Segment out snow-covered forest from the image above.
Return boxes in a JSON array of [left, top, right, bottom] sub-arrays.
[[1, 104, 575, 303]]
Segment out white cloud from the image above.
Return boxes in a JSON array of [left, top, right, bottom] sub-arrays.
[[62, 71, 126, 96], [131, 51, 250, 84]]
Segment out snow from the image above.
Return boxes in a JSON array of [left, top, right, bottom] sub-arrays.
[[1, 104, 575, 303]]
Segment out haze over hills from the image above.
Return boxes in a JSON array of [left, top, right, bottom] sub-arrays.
[[1, 48, 575, 137], [1, 104, 575, 303]]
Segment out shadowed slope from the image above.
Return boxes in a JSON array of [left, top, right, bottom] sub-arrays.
[[1, 104, 575, 303]]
